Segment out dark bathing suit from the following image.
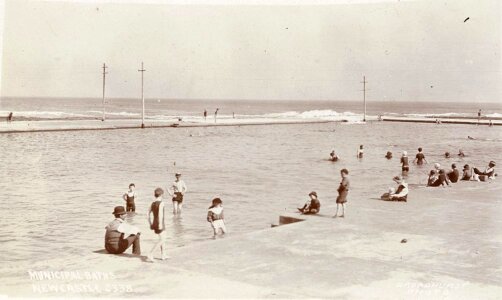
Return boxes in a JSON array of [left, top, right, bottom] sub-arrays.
[[447, 169, 459, 183], [416, 153, 425, 165], [401, 157, 409, 172], [125, 193, 135, 212], [150, 201, 165, 234], [429, 173, 448, 187], [337, 178, 350, 204], [172, 192, 183, 203]]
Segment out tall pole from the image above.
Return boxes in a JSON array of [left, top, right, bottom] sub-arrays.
[[361, 76, 367, 122], [102, 63, 108, 121], [138, 62, 146, 128]]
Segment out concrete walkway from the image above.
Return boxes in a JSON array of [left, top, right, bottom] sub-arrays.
[[1, 180, 500, 299]]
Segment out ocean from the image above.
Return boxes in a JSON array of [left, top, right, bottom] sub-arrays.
[[1, 97, 501, 121], [0, 98, 501, 269]]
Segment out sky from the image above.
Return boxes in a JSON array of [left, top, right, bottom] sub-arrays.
[[0, 0, 500, 102]]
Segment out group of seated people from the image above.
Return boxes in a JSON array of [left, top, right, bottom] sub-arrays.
[[427, 161, 496, 187]]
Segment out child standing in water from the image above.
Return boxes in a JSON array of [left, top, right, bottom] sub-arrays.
[[414, 147, 428, 165], [400, 151, 410, 173], [169, 173, 188, 215], [207, 198, 226, 237], [147, 188, 168, 262], [357, 145, 364, 159], [123, 183, 136, 212], [334, 169, 350, 218]]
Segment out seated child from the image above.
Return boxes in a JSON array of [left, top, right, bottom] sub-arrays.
[[380, 176, 408, 202], [298, 191, 321, 214]]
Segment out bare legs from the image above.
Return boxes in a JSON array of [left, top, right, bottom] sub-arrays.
[[172, 201, 183, 215], [333, 203, 346, 218], [146, 231, 168, 262]]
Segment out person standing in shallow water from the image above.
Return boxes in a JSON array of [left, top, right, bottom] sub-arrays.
[[214, 108, 219, 123], [207, 198, 226, 237], [400, 151, 410, 173], [334, 169, 350, 218], [123, 183, 136, 212], [147, 188, 168, 262], [203, 109, 207, 121], [356, 145, 364, 159], [169, 173, 187, 215], [414, 147, 428, 165]]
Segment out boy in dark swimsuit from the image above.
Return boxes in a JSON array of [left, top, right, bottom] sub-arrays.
[[123, 183, 136, 212], [298, 191, 321, 214], [414, 147, 428, 165]]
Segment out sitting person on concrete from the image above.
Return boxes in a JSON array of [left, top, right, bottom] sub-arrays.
[[461, 164, 473, 181], [105, 206, 141, 255], [447, 164, 460, 183], [428, 169, 450, 187], [473, 161, 496, 181], [297, 191, 320, 214], [380, 176, 408, 201]]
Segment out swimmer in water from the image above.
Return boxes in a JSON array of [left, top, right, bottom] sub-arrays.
[[400, 151, 410, 173], [330, 150, 340, 162], [458, 149, 465, 157], [356, 145, 364, 159], [444, 152, 450, 158], [385, 151, 393, 159]]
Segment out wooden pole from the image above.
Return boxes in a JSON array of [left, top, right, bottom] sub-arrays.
[[362, 76, 367, 122], [138, 62, 146, 128], [102, 63, 107, 121]]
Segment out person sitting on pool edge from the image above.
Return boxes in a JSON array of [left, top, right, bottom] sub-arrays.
[[380, 176, 408, 202], [297, 191, 320, 214], [428, 169, 450, 187], [104, 206, 141, 256], [473, 161, 496, 181], [447, 164, 460, 183]]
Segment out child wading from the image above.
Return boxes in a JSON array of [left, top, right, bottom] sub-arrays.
[[169, 173, 187, 215], [334, 169, 350, 218], [207, 198, 226, 238], [123, 183, 136, 212], [147, 188, 169, 262]]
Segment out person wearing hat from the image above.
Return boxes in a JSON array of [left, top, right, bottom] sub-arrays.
[[207, 198, 227, 237], [381, 176, 408, 201], [104, 206, 141, 255], [168, 172, 188, 215], [473, 161, 496, 181], [297, 191, 321, 214]]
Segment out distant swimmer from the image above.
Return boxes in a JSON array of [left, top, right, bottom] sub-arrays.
[[123, 183, 137, 212], [413, 147, 428, 165], [334, 169, 350, 218], [207, 198, 226, 237], [204, 109, 207, 121], [400, 151, 410, 173], [458, 149, 465, 157], [297, 191, 321, 215], [385, 151, 393, 159], [330, 149, 340, 162], [214, 108, 219, 123], [468, 136, 475, 140], [357, 145, 364, 159], [444, 152, 450, 158]]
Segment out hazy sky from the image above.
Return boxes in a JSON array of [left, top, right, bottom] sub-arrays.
[[1, 0, 500, 102]]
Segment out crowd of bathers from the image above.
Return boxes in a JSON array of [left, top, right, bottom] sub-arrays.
[[298, 146, 497, 217]]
